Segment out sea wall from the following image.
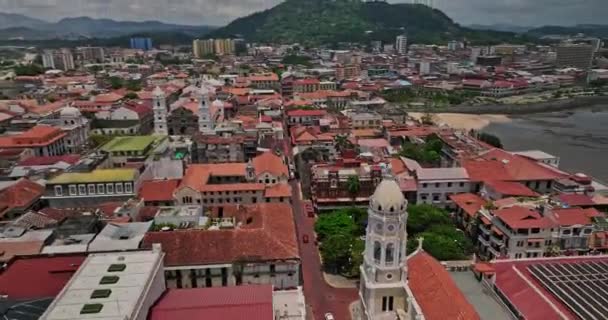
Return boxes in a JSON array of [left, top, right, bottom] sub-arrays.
[[401, 96, 608, 115]]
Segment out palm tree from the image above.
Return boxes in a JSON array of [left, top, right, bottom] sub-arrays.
[[334, 134, 353, 152], [347, 175, 361, 204]]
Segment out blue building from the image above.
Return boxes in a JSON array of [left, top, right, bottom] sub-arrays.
[[130, 37, 153, 51]]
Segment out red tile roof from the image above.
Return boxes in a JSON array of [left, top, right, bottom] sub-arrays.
[[556, 193, 596, 207], [449, 193, 485, 218], [408, 251, 480, 320], [142, 203, 299, 266], [252, 151, 288, 177], [149, 285, 273, 320], [0, 255, 85, 300], [286, 109, 327, 117], [491, 256, 608, 320], [0, 241, 45, 263], [18, 154, 80, 166], [264, 183, 292, 198], [485, 180, 539, 197], [462, 160, 512, 182], [494, 206, 554, 229], [0, 125, 66, 148], [0, 178, 44, 218], [139, 179, 180, 202], [479, 149, 567, 181], [551, 208, 602, 226]]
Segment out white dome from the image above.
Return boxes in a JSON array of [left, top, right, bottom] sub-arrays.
[[370, 178, 407, 214], [60, 106, 81, 117]]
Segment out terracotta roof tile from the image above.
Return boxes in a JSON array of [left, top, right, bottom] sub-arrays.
[[149, 285, 273, 320], [253, 151, 288, 177], [485, 180, 539, 197], [551, 208, 602, 226], [142, 203, 299, 266], [264, 183, 291, 198], [0, 178, 44, 219], [450, 193, 485, 218], [494, 206, 554, 229], [408, 251, 480, 320], [139, 179, 180, 202]]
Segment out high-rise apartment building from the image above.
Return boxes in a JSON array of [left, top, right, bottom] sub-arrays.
[[193, 39, 215, 58], [75, 46, 105, 64], [556, 44, 594, 69], [192, 38, 236, 57], [395, 35, 408, 55], [41, 49, 75, 71], [130, 37, 153, 51], [214, 38, 236, 56]]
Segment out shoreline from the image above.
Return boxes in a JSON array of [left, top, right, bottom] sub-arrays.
[[399, 95, 608, 116], [408, 112, 512, 131]]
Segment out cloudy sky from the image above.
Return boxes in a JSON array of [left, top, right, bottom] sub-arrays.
[[0, 0, 605, 27]]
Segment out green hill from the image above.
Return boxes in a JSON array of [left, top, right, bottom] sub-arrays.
[[208, 0, 529, 45]]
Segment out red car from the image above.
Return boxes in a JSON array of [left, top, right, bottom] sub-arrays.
[[304, 202, 315, 217]]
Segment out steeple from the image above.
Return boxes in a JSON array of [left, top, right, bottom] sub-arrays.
[[246, 159, 256, 182], [197, 83, 213, 133], [152, 86, 168, 135], [359, 176, 409, 319]]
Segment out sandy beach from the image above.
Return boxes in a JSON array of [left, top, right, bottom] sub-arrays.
[[408, 112, 512, 130]]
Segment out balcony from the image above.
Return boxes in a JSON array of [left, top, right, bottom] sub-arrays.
[[490, 235, 504, 246], [488, 246, 501, 257], [478, 235, 490, 246], [479, 224, 490, 235]]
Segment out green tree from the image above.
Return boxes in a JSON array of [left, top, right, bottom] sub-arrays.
[[347, 238, 365, 277], [399, 134, 442, 166], [13, 63, 44, 76], [124, 92, 138, 99], [420, 112, 437, 125], [125, 80, 142, 91], [320, 233, 353, 273], [334, 134, 354, 152], [407, 204, 451, 235], [347, 175, 361, 203], [314, 211, 356, 241], [108, 76, 124, 89]]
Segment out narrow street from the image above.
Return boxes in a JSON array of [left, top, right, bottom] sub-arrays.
[[290, 180, 358, 320]]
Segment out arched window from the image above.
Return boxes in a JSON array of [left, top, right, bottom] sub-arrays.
[[386, 243, 394, 264], [373, 241, 382, 262]]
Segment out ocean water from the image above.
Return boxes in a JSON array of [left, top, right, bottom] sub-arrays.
[[483, 107, 608, 182]]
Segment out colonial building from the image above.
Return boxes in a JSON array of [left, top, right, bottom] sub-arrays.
[[43, 168, 142, 208], [38, 106, 90, 154], [0, 125, 68, 157], [311, 159, 384, 211], [190, 133, 257, 164], [142, 203, 300, 290], [175, 151, 291, 206]]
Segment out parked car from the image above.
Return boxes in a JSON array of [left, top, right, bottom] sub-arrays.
[[324, 313, 335, 320], [304, 202, 315, 217], [302, 234, 309, 243]]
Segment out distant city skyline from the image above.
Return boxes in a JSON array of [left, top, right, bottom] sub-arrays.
[[0, 0, 605, 27]]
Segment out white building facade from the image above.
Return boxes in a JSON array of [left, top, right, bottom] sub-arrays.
[[153, 86, 168, 135]]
